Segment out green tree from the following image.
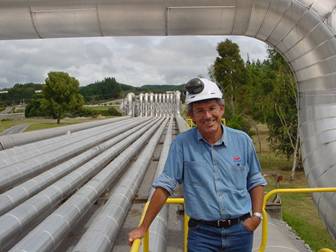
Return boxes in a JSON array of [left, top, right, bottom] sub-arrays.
[[42, 72, 84, 124], [3, 83, 43, 105], [245, 59, 273, 122], [80, 77, 122, 102], [266, 49, 298, 159], [246, 48, 298, 159], [213, 39, 247, 116]]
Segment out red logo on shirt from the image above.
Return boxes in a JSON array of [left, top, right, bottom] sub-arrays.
[[233, 156, 241, 161]]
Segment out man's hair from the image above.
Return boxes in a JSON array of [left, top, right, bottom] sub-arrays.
[[187, 98, 224, 115]]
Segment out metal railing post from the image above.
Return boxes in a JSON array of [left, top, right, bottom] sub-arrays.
[[143, 231, 149, 252], [184, 214, 190, 252], [130, 198, 186, 252], [166, 198, 187, 252]]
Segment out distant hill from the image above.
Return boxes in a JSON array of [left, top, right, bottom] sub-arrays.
[[0, 78, 185, 105], [0, 83, 43, 105], [79, 78, 185, 102], [138, 84, 184, 93]]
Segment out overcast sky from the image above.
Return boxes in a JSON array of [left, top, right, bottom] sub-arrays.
[[0, 36, 268, 89]]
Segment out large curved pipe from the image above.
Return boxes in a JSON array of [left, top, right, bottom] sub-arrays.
[[127, 92, 135, 117], [139, 93, 144, 117], [154, 93, 158, 117], [144, 93, 149, 117], [158, 93, 162, 117], [175, 91, 181, 115], [169, 93, 173, 115], [149, 93, 154, 117], [0, 1, 332, 40]]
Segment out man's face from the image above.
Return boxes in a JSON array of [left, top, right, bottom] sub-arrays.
[[189, 100, 224, 136]]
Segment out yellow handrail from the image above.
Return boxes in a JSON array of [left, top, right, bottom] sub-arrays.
[[131, 188, 336, 252], [319, 249, 335, 252], [130, 202, 150, 252], [130, 198, 187, 252], [186, 118, 193, 128], [259, 187, 336, 252]]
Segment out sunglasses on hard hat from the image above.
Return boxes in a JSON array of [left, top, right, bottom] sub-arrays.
[[185, 78, 204, 95]]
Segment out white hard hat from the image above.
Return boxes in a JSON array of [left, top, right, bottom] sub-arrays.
[[185, 78, 223, 105]]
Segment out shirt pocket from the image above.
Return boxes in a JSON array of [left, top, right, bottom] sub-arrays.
[[228, 164, 248, 190]]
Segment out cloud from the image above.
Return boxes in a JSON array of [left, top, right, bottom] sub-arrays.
[[0, 36, 268, 89]]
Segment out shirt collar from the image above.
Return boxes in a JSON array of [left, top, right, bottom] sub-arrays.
[[196, 124, 227, 147]]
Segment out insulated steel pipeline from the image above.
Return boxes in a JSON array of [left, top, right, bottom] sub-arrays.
[[0, 118, 159, 251], [9, 118, 165, 252], [72, 117, 169, 252], [0, 118, 145, 192], [0, 116, 130, 150], [148, 117, 173, 252], [0, 117, 135, 168], [0, 118, 153, 215]]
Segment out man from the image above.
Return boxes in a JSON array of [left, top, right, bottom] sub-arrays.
[[128, 78, 267, 251]]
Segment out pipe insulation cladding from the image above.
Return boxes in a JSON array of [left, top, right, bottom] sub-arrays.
[[9, 118, 165, 251], [0, 118, 153, 215], [72, 118, 169, 251], [0, 118, 159, 250]]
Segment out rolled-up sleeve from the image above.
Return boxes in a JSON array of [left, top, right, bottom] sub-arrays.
[[152, 138, 183, 195], [247, 140, 267, 191]]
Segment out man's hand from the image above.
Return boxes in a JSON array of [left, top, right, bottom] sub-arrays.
[[242, 216, 261, 232], [128, 225, 146, 246], [127, 188, 170, 246]]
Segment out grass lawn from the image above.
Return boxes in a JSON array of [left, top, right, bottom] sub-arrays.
[[83, 105, 120, 110], [0, 119, 17, 133], [83, 105, 110, 110], [256, 146, 336, 251]]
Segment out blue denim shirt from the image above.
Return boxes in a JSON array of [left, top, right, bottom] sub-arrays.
[[152, 125, 267, 220]]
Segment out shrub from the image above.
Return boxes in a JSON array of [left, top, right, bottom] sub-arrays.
[[226, 114, 252, 135], [71, 108, 99, 118], [107, 107, 122, 116], [25, 95, 49, 117]]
